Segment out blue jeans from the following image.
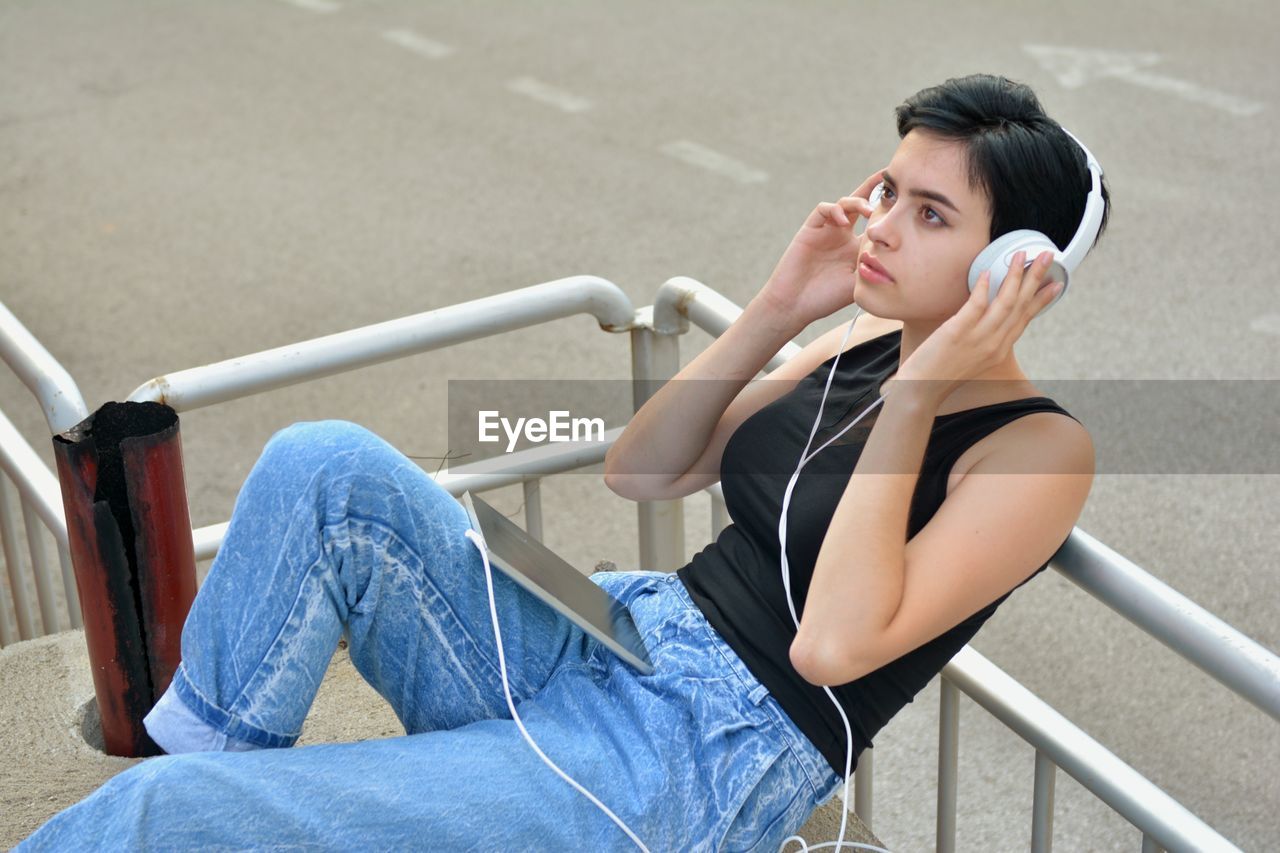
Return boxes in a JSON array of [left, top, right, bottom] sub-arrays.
[[17, 420, 840, 852]]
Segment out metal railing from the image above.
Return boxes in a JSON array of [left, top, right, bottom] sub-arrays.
[[0, 301, 88, 645], [1, 276, 1274, 852]]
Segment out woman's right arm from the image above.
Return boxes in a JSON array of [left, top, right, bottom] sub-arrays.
[[604, 169, 890, 502]]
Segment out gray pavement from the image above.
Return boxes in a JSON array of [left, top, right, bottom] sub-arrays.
[[1, 0, 1277, 849]]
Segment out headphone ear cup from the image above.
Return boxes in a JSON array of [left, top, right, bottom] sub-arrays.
[[968, 230, 1060, 305]]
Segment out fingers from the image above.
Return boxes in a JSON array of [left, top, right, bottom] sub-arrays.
[[998, 251, 1029, 308], [1035, 257, 1065, 309], [989, 251, 1062, 332], [807, 167, 886, 232], [816, 201, 851, 227], [997, 250, 1055, 307], [850, 168, 888, 200], [838, 195, 873, 220], [817, 195, 879, 227], [965, 270, 992, 314], [1024, 251, 1058, 304], [805, 201, 847, 228]]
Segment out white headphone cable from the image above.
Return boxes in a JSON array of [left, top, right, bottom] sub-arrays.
[[459, 303, 894, 853], [463, 527, 651, 852], [777, 304, 895, 853]]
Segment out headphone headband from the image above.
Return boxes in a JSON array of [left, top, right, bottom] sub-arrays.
[[1057, 126, 1106, 274]]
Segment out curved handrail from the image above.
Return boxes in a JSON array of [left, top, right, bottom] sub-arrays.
[[1053, 528, 1280, 722], [127, 276, 637, 412], [0, 301, 90, 434], [653, 276, 803, 371], [0, 408, 66, 542]]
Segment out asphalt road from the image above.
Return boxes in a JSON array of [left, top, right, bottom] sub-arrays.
[[1, 0, 1277, 850]]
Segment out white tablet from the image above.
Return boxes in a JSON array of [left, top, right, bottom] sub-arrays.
[[460, 490, 654, 676]]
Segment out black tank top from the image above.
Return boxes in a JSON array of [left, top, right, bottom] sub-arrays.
[[676, 328, 1078, 777]]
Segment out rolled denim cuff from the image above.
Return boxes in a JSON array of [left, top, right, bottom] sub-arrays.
[[143, 668, 277, 754]]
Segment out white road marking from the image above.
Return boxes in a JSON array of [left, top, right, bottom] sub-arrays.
[[505, 77, 592, 113], [277, 0, 340, 13], [1116, 68, 1264, 117], [1024, 44, 1264, 117], [1023, 45, 1161, 87], [660, 140, 768, 184], [381, 29, 455, 60], [1249, 314, 1280, 336]]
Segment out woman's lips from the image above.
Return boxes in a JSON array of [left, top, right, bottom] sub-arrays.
[[858, 254, 894, 284]]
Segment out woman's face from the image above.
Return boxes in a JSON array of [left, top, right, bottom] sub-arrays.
[[855, 130, 995, 323]]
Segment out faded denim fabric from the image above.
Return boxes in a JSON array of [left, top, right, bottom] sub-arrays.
[[17, 420, 842, 852]]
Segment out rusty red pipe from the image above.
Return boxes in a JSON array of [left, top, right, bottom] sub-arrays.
[[53, 401, 197, 757]]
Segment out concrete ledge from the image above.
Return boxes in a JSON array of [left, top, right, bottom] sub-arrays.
[[1, 630, 886, 850]]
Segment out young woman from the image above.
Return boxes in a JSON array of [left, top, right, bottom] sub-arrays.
[[18, 73, 1109, 852]]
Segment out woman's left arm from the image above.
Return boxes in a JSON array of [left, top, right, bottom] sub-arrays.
[[790, 250, 1093, 686], [789, 389, 1094, 687]]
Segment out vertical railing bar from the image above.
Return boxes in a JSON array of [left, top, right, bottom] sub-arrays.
[[1031, 748, 1056, 852], [0, 519, 12, 648], [1140, 832, 1164, 852], [0, 474, 30, 644], [629, 317, 684, 572], [631, 326, 657, 568], [938, 676, 960, 853], [853, 745, 873, 830], [0, 554, 11, 648], [21, 494, 58, 635], [0, 471, 16, 637], [57, 537, 82, 631], [523, 478, 543, 542]]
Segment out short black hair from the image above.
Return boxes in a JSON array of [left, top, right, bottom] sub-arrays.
[[895, 73, 1111, 254]]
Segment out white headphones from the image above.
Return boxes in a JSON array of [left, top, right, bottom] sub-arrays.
[[867, 126, 1105, 316]]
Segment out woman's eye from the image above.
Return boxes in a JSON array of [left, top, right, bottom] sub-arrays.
[[880, 185, 944, 225]]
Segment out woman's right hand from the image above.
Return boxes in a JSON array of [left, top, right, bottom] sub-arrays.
[[756, 169, 886, 330]]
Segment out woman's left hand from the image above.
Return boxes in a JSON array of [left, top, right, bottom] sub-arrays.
[[888, 250, 1064, 405]]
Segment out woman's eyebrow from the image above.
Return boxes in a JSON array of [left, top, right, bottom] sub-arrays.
[[881, 171, 961, 215]]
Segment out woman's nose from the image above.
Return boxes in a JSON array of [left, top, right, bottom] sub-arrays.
[[863, 208, 900, 248]]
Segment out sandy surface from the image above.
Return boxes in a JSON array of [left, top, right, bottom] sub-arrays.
[[1, 629, 882, 851]]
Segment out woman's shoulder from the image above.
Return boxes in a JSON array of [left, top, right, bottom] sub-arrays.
[[1010, 381, 1087, 436], [1000, 405, 1091, 448], [946, 402, 1093, 496]]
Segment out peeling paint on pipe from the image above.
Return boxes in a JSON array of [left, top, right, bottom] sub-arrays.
[[52, 401, 196, 757]]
